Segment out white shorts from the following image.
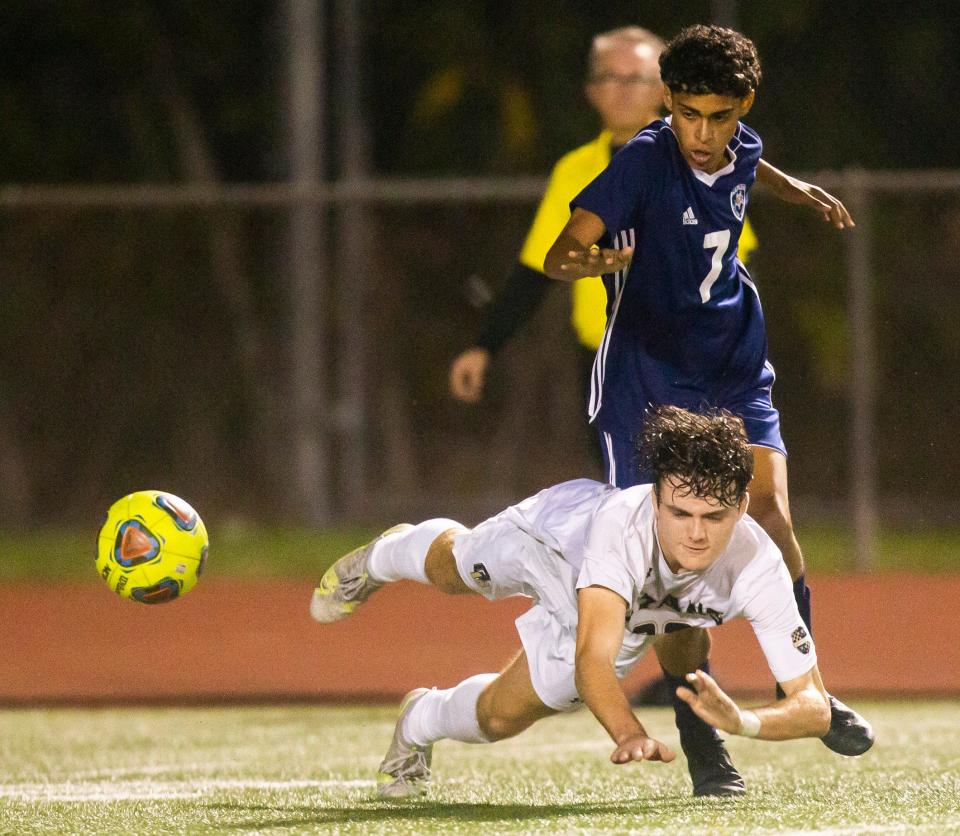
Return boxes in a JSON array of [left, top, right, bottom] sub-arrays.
[[452, 514, 648, 712]]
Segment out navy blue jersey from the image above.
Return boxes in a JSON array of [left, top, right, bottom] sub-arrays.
[[571, 118, 770, 438]]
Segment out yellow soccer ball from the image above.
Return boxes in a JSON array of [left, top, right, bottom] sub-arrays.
[[96, 491, 209, 604]]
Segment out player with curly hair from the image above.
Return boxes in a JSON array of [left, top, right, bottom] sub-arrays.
[[311, 406, 867, 799], [543, 24, 870, 793]]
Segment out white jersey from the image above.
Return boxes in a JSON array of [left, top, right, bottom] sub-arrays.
[[493, 478, 816, 685]]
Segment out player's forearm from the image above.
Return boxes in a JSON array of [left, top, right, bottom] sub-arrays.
[[575, 655, 645, 744], [756, 159, 813, 205], [746, 683, 831, 740], [474, 263, 553, 355], [756, 159, 854, 228], [756, 159, 796, 199]]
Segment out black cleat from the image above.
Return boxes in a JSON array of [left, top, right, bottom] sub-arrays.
[[821, 695, 875, 756], [687, 739, 746, 798], [670, 667, 745, 797]]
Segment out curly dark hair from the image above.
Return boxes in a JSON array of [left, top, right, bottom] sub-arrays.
[[659, 25, 761, 98], [636, 406, 753, 506]]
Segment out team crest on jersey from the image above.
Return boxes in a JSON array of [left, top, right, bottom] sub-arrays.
[[792, 625, 811, 655], [730, 183, 747, 221]]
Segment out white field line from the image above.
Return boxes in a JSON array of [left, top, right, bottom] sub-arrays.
[[68, 763, 222, 780], [0, 778, 373, 802]]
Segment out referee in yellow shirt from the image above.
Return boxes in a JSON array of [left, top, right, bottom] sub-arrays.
[[449, 27, 758, 409]]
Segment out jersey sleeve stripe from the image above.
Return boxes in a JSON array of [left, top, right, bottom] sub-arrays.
[[603, 432, 617, 486]]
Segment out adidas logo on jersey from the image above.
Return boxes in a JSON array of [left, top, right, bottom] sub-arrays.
[[682, 206, 698, 225]]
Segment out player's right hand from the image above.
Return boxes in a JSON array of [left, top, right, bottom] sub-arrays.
[[449, 347, 491, 403], [610, 733, 675, 765], [674, 669, 744, 735], [559, 246, 633, 279]]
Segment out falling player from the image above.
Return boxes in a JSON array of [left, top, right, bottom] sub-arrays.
[[311, 407, 871, 798]]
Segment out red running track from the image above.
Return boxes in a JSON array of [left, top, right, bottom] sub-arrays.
[[2, 575, 957, 705]]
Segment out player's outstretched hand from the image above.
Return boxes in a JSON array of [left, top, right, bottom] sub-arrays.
[[757, 162, 855, 231], [788, 180, 855, 230], [559, 246, 633, 279], [674, 669, 744, 735], [804, 184, 855, 230], [610, 733, 675, 765]]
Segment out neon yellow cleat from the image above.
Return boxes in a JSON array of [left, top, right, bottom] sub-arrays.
[[377, 688, 433, 799], [309, 524, 413, 623]]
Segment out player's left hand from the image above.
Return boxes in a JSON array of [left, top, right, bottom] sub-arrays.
[[610, 732, 676, 764], [789, 180, 855, 230], [674, 669, 744, 735], [559, 246, 633, 278]]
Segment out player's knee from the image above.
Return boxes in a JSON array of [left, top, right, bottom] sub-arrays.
[[476, 713, 511, 742], [655, 626, 711, 675], [424, 529, 470, 594], [687, 626, 711, 660], [475, 684, 536, 741], [476, 705, 527, 742]]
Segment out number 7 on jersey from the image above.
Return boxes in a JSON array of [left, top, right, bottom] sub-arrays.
[[700, 229, 731, 303]]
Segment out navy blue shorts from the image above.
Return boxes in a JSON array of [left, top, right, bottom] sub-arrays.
[[597, 381, 785, 489]]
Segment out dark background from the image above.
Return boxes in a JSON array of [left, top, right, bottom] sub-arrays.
[[3, 2, 957, 181], [1, 1, 958, 527]]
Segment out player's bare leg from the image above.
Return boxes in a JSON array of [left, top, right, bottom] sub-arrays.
[[654, 627, 745, 797], [377, 651, 556, 798], [748, 446, 874, 756], [423, 528, 475, 595], [747, 446, 804, 580], [475, 650, 558, 740]]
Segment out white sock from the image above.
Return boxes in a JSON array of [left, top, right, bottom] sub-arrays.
[[367, 518, 461, 584], [403, 674, 497, 746]]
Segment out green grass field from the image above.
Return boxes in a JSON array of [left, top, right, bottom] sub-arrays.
[[2, 702, 958, 834], [2, 523, 959, 582]]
